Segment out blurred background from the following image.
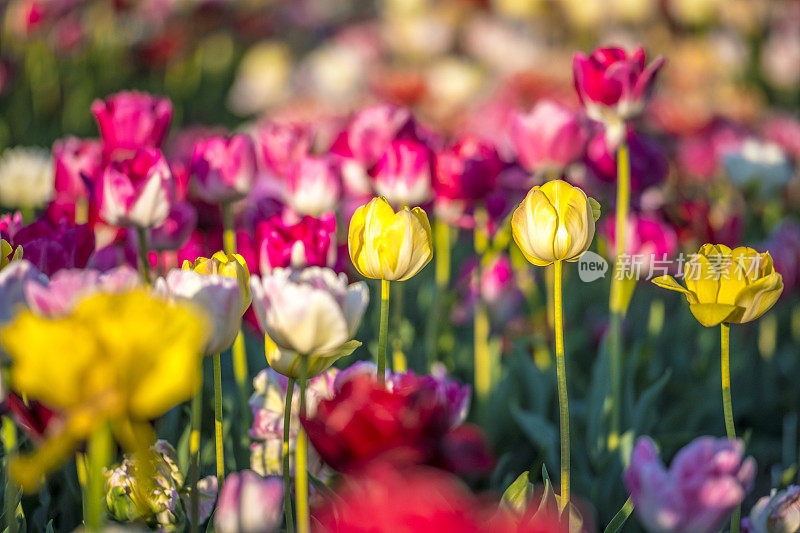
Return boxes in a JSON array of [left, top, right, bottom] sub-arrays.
[[1, 0, 799, 529]]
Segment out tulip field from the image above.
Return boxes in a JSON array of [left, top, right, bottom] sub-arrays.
[[1, 1, 800, 532]]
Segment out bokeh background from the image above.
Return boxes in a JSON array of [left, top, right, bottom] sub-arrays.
[[1, 0, 799, 530]]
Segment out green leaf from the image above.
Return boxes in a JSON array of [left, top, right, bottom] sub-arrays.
[[605, 497, 634, 533], [500, 471, 535, 514], [633, 370, 671, 434], [510, 404, 558, 469]]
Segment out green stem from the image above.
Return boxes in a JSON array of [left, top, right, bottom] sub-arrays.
[[283, 378, 296, 533], [426, 218, 451, 364], [608, 140, 630, 449], [296, 355, 309, 533], [2, 417, 19, 533], [189, 370, 203, 533], [721, 323, 740, 533], [212, 352, 225, 485], [136, 227, 151, 285], [222, 202, 237, 255], [378, 279, 390, 385], [553, 260, 570, 513], [86, 423, 113, 531], [474, 206, 491, 410]]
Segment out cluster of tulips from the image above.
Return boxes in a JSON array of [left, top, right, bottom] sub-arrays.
[[0, 42, 795, 533]]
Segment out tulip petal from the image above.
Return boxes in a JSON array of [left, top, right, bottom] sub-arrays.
[[732, 271, 783, 323], [688, 303, 739, 328], [651, 275, 698, 303]]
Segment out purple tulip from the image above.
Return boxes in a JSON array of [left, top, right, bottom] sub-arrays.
[[190, 134, 257, 204], [625, 436, 756, 533], [585, 128, 668, 192], [10, 219, 94, 276], [148, 201, 197, 251], [215, 471, 283, 533], [511, 100, 589, 175]]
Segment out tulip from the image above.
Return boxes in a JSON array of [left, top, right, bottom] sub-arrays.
[[256, 121, 314, 178], [183, 250, 251, 486], [97, 147, 174, 230], [652, 244, 783, 328], [511, 100, 589, 175], [250, 266, 367, 533], [331, 104, 418, 167], [52, 137, 103, 206], [91, 91, 173, 158], [0, 147, 54, 210], [723, 139, 793, 195], [624, 436, 756, 533], [215, 471, 283, 533], [348, 196, 433, 282], [511, 179, 600, 513], [573, 46, 665, 143], [258, 214, 336, 274], [154, 269, 242, 355], [0, 211, 22, 242], [9, 219, 94, 277], [0, 260, 46, 326], [744, 486, 800, 533], [371, 139, 433, 207], [584, 128, 669, 192], [452, 254, 524, 327], [0, 290, 209, 515], [183, 251, 251, 315], [25, 265, 140, 317], [87, 241, 138, 273], [283, 155, 341, 217], [511, 180, 601, 266], [433, 136, 503, 202], [190, 134, 257, 204], [250, 267, 367, 375]]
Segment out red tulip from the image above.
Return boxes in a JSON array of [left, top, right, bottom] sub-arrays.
[[434, 136, 503, 202]]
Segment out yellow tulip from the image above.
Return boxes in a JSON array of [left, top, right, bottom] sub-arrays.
[[511, 180, 601, 266], [652, 244, 783, 327], [183, 251, 251, 314], [0, 291, 210, 491], [0, 239, 22, 270], [348, 196, 433, 281]]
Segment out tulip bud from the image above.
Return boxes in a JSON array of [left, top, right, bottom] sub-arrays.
[[190, 134, 257, 204], [250, 267, 368, 378], [348, 196, 433, 281], [215, 471, 283, 533], [573, 47, 664, 144], [183, 251, 251, 314], [511, 180, 601, 266], [257, 214, 336, 274], [511, 100, 588, 175], [155, 269, 242, 355], [91, 91, 173, 158], [283, 155, 341, 216], [97, 147, 174, 229], [371, 139, 433, 207], [652, 244, 784, 327]]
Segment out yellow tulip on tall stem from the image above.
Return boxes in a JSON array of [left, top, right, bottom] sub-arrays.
[[347, 197, 433, 386], [511, 180, 600, 516], [222, 202, 250, 449], [608, 140, 630, 449]]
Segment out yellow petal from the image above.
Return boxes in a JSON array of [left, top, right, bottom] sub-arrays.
[[348, 203, 371, 278], [651, 275, 698, 303], [688, 302, 739, 327], [732, 271, 783, 323]]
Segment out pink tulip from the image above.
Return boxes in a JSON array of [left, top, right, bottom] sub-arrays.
[[452, 254, 524, 326], [215, 471, 283, 533], [284, 155, 341, 216], [331, 104, 417, 167], [256, 121, 314, 178], [148, 201, 197, 251], [625, 436, 756, 533], [52, 137, 103, 202], [511, 100, 589, 175], [190, 134, 257, 204], [573, 46, 665, 121], [91, 91, 173, 158], [258, 213, 336, 274], [24, 266, 140, 317], [0, 212, 22, 242], [371, 139, 433, 207], [601, 212, 678, 272], [97, 147, 174, 228], [434, 136, 503, 202]]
